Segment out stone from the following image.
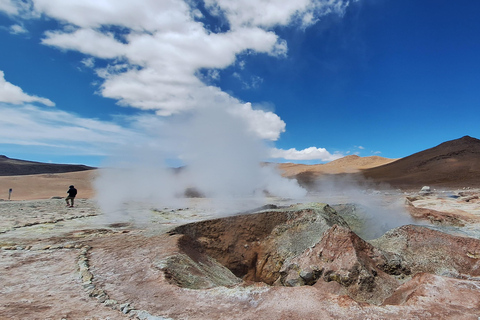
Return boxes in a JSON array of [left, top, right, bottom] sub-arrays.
[[153, 250, 241, 289], [405, 198, 467, 226], [370, 224, 480, 277], [279, 224, 409, 304], [103, 299, 118, 308], [120, 303, 133, 314], [383, 272, 480, 310], [135, 310, 173, 320], [419, 186, 432, 195]]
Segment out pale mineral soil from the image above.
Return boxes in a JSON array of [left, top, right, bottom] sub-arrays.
[[1, 187, 480, 320], [0, 198, 207, 320], [408, 189, 480, 216]]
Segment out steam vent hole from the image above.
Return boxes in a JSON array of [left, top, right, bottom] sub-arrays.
[[167, 204, 299, 286]]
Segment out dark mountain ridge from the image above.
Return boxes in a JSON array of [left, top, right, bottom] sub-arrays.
[[0, 155, 95, 176], [361, 135, 480, 188]]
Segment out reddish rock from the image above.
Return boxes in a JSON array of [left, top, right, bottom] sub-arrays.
[[370, 224, 480, 277], [384, 272, 480, 311], [279, 224, 410, 304], [405, 198, 468, 226]]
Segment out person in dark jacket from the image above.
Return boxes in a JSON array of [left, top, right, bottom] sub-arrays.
[[66, 185, 77, 207]]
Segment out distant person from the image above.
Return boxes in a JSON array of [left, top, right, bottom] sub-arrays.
[[66, 185, 77, 207]]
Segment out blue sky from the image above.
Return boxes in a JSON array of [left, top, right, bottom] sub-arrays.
[[0, 0, 479, 167]]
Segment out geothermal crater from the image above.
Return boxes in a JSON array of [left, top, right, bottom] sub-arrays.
[[161, 202, 480, 306], [168, 203, 348, 286]]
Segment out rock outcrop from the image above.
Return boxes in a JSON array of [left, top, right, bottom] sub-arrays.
[[279, 225, 410, 304], [370, 224, 480, 278], [405, 198, 467, 226], [153, 235, 242, 289], [164, 202, 480, 306], [170, 203, 348, 285], [405, 191, 480, 227], [383, 272, 480, 308]]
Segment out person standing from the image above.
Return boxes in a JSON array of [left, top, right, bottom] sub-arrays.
[[66, 185, 77, 207]]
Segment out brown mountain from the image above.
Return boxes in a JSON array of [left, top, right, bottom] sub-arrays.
[[0, 155, 95, 176], [361, 135, 480, 189], [279, 155, 398, 189], [279, 155, 397, 176]]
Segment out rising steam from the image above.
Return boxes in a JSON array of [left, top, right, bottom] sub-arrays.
[[94, 105, 414, 239], [94, 105, 306, 221], [309, 174, 415, 239]]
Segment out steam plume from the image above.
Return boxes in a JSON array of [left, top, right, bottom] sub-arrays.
[[94, 105, 306, 221], [309, 174, 415, 239]]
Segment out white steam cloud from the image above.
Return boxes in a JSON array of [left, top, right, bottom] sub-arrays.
[[307, 174, 415, 239], [94, 105, 307, 221]]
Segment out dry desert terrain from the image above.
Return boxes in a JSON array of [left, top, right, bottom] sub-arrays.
[[2, 136, 480, 319]]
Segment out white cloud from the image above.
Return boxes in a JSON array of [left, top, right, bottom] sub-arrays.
[[0, 0, 21, 15], [204, 0, 351, 29], [204, 69, 220, 82], [270, 146, 343, 161], [0, 98, 284, 160], [33, 0, 194, 33], [42, 29, 126, 59], [35, 1, 287, 138], [81, 57, 95, 69], [0, 103, 143, 155], [0, 0, 37, 18], [357, 145, 365, 150], [0, 70, 55, 106], [229, 102, 285, 140], [233, 72, 264, 89], [6, 0, 353, 145], [9, 24, 27, 34]]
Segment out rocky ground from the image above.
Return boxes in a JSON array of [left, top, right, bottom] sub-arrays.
[[1, 189, 480, 319]]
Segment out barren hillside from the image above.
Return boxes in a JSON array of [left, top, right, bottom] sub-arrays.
[[278, 155, 398, 176], [0, 155, 95, 176], [361, 135, 480, 189]]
